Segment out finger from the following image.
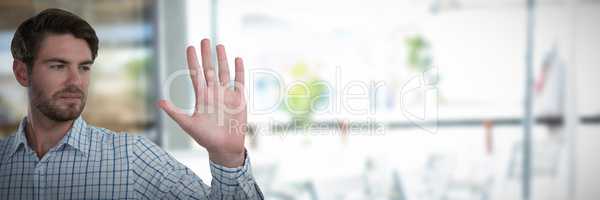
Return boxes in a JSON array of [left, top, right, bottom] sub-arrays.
[[216, 44, 230, 87], [201, 38, 216, 87], [186, 46, 203, 107], [234, 57, 245, 92], [158, 100, 190, 127]]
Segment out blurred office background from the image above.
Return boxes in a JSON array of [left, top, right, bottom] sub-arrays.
[[1, 0, 599, 199]]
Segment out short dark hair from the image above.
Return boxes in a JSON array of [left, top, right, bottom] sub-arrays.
[[11, 8, 99, 71]]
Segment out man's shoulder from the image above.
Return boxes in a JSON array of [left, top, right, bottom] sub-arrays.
[[0, 124, 22, 149], [84, 124, 159, 152], [0, 135, 15, 163], [0, 134, 17, 152], [83, 124, 148, 154], [84, 125, 180, 169], [85, 125, 135, 142], [0, 133, 15, 143]]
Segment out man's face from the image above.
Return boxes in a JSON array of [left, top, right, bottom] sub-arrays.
[[28, 34, 93, 122]]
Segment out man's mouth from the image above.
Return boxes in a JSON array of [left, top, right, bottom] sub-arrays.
[[58, 93, 83, 102], [60, 94, 82, 98]]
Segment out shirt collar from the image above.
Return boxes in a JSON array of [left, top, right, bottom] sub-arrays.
[[8, 116, 90, 159], [8, 118, 29, 158], [63, 116, 90, 156]]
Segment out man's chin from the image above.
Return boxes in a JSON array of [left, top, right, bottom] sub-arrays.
[[39, 104, 85, 122], [46, 110, 82, 122]]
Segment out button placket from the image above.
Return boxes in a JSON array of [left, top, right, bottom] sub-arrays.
[[35, 152, 52, 199]]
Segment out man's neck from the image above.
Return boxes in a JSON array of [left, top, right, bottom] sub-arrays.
[[25, 110, 75, 159]]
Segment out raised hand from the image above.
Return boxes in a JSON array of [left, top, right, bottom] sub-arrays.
[[159, 39, 247, 167]]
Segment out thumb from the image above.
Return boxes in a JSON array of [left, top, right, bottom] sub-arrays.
[[158, 100, 190, 127]]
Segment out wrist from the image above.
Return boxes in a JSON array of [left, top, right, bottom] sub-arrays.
[[209, 150, 245, 168]]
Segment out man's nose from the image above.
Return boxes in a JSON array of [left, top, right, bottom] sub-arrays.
[[66, 66, 82, 85]]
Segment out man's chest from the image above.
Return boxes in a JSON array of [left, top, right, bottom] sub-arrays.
[[0, 150, 135, 200]]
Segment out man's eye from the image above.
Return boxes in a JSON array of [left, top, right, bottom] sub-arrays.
[[50, 65, 65, 69], [80, 65, 91, 71]]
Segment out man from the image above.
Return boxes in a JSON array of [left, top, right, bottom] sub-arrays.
[[0, 8, 263, 199]]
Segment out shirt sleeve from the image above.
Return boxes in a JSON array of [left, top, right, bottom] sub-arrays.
[[131, 136, 263, 200], [209, 151, 264, 199]]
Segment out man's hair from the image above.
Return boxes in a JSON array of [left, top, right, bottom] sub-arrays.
[[11, 8, 98, 71]]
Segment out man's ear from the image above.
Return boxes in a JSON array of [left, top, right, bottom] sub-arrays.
[[13, 59, 30, 87]]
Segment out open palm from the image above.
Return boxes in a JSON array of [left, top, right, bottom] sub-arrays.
[[159, 39, 247, 167]]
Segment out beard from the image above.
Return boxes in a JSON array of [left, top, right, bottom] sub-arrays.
[[31, 84, 87, 122]]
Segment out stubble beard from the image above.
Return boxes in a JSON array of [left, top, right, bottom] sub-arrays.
[[31, 84, 87, 122]]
